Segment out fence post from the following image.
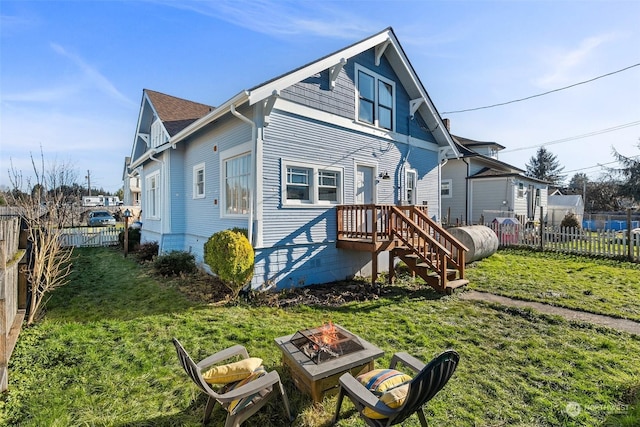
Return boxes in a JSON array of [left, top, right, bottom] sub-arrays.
[[539, 206, 544, 250], [627, 208, 632, 261]]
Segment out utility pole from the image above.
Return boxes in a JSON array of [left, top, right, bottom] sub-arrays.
[[86, 170, 91, 196]]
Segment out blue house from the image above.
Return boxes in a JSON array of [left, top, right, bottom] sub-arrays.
[[128, 27, 468, 293]]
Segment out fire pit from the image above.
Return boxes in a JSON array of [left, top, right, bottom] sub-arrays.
[[275, 323, 383, 402], [290, 322, 365, 364]]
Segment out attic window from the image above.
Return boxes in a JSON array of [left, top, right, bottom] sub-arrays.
[[355, 64, 395, 131]]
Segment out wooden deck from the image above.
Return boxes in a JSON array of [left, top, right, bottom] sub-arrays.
[[336, 205, 469, 294]]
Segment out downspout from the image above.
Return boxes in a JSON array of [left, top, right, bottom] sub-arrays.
[[463, 158, 470, 224], [230, 104, 257, 247]]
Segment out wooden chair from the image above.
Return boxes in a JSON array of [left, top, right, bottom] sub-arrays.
[[172, 338, 292, 427], [333, 350, 460, 427]]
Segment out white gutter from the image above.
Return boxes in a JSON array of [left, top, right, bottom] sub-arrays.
[[230, 103, 258, 247], [171, 91, 249, 146]]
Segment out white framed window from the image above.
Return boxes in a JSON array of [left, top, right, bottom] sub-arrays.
[[405, 169, 417, 204], [224, 154, 251, 216], [441, 179, 452, 199], [518, 182, 525, 198], [146, 171, 160, 219], [282, 160, 342, 206], [193, 163, 205, 199], [355, 64, 396, 131]]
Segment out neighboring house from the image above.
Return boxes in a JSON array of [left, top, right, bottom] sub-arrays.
[[122, 156, 141, 206], [127, 27, 467, 292], [547, 194, 584, 226], [441, 130, 549, 226]]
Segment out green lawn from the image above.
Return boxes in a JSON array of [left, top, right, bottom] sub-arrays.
[[1, 247, 639, 426], [466, 248, 640, 321]]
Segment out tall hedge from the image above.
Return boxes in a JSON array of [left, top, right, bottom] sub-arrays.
[[204, 229, 254, 296]]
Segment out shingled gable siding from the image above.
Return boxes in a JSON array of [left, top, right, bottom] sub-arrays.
[[280, 49, 435, 144]]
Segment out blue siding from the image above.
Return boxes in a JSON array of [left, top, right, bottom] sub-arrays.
[[281, 48, 435, 143]]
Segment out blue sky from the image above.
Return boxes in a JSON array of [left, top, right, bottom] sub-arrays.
[[1, 0, 639, 193]]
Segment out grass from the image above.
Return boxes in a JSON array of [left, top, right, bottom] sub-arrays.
[[1, 247, 639, 426], [466, 248, 640, 321]]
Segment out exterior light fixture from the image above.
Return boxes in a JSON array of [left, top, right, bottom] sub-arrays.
[[378, 171, 391, 180]]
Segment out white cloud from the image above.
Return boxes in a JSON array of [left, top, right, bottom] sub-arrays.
[[151, 0, 376, 39], [535, 33, 618, 87], [50, 43, 135, 106]]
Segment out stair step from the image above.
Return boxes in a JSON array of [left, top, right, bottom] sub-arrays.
[[444, 279, 469, 295]]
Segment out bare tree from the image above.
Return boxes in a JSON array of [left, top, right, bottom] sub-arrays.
[[7, 150, 75, 325]]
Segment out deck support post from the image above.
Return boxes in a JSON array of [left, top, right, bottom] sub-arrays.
[[371, 252, 378, 286], [388, 250, 395, 284]]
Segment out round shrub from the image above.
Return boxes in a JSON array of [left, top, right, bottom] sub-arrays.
[[154, 251, 196, 276], [560, 212, 581, 229], [204, 230, 254, 296]]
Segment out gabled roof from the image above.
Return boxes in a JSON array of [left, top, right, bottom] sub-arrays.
[[453, 135, 505, 151], [469, 167, 549, 184], [451, 136, 523, 173], [169, 27, 459, 156], [144, 89, 213, 136]]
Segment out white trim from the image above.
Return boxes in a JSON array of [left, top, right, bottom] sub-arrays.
[[441, 178, 453, 199], [281, 159, 344, 207], [405, 168, 417, 205], [274, 98, 438, 152], [220, 141, 253, 218], [145, 170, 161, 220], [192, 162, 205, 199], [248, 31, 393, 105], [355, 63, 396, 132], [354, 161, 378, 205]]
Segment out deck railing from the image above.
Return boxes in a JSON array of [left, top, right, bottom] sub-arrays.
[[336, 204, 467, 277]]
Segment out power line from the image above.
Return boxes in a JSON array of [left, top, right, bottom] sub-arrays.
[[442, 63, 640, 114], [500, 120, 640, 154]]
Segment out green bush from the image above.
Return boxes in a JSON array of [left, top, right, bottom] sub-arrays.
[[118, 228, 141, 252], [560, 212, 581, 229], [136, 242, 159, 263], [204, 230, 254, 296], [153, 251, 196, 276]]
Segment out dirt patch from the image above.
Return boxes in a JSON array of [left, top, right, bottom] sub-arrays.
[[168, 271, 433, 307]]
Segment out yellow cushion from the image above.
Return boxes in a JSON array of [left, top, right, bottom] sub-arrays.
[[356, 369, 412, 420], [226, 367, 268, 415], [362, 384, 410, 419], [202, 357, 263, 384], [357, 369, 412, 394]]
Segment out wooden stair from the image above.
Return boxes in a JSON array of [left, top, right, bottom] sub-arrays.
[[387, 207, 469, 294]]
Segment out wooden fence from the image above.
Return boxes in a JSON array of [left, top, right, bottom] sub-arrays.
[[59, 227, 120, 248], [0, 217, 26, 392], [489, 222, 640, 262]]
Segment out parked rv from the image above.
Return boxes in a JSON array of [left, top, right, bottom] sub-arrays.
[[82, 195, 123, 207]]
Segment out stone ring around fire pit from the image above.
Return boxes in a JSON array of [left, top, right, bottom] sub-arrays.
[[274, 323, 384, 402]]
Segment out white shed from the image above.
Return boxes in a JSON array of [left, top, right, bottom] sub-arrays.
[[548, 195, 584, 226]]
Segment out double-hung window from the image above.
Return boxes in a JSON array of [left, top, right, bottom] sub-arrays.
[[224, 153, 251, 216], [193, 163, 205, 199], [356, 65, 395, 131], [146, 171, 160, 219], [283, 160, 342, 206], [441, 179, 452, 199]]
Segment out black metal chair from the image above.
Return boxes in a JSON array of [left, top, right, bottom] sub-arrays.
[[172, 338, 292, 427], [333, 350, 460, 427]]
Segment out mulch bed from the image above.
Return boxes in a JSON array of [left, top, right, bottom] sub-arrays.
[[167, 269, 431, 308]]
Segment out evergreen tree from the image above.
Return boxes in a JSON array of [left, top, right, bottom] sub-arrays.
[[525, 147, 566, 186], [568, 173, 589, 192], [612, 142, 640, 202]]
